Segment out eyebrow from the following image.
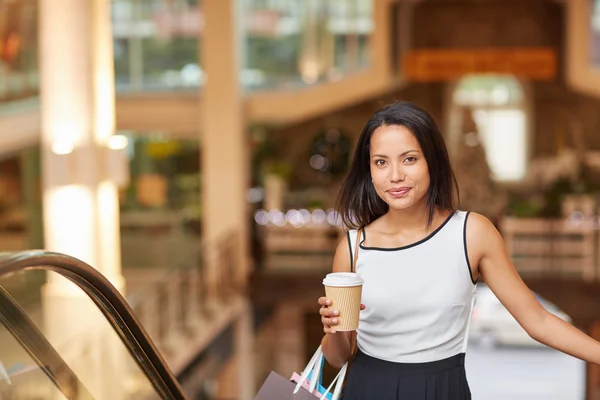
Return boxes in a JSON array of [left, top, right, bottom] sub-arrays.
[[371, 150, 420, 158]]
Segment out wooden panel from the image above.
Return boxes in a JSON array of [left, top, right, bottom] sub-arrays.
[[566, 0, 600, 99], [501, 217, 597, 281], [261, 225, 341, 272]]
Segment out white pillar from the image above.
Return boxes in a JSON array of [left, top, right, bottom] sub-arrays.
[[40, 0, 123, 287], [201, 0, 250, 290], [39, 1, 127, 398]]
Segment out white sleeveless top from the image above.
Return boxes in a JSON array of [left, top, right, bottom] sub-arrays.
[[347, 211, 477, 363]]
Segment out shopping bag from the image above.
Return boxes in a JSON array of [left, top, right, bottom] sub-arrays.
[[254, 346, 348, 400], [290, 355, 332, 400], [292, 346, 347, 400], [253, 371, 320, 400], [290, 372, 323, 396]]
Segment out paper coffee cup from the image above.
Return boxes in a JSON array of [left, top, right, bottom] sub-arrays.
[[323, 272, 364, 331]]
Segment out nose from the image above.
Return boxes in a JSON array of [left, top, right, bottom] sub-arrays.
[[390, 164, 405, 183]]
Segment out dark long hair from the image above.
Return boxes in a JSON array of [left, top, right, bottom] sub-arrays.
[[336, 101, 459, 229]]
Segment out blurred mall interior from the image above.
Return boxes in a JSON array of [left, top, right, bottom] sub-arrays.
[[0, 0, 600, 399]]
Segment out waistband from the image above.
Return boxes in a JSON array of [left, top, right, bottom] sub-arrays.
[[354, 350, 466, 375]]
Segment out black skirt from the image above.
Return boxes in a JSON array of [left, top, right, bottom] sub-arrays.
[[341, 350, 471, 400]]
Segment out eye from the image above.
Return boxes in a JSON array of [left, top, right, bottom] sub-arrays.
[[404, 156, 417, 164], [374, 159, 386, 166]]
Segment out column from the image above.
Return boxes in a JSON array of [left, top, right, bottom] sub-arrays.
[[202, 4, 253, 397], [274, 303, 306, 378], [39, 0, 128, 398], [201, 0, 250, 290], [236, 299, 255, 399], [215, 300, 255, 400]]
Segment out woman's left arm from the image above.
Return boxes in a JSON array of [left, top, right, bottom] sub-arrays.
[[467, 212, 600, 365]]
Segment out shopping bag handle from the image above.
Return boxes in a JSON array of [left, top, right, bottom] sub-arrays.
[[293, 345, 324, 395], [320, 361, 347, 400], [293, 345, 349, 400]]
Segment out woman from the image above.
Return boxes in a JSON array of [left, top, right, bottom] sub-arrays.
[[318, 101, 600, 399]]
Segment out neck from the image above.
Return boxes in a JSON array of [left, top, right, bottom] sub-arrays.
[[384, 202, 438, 232]]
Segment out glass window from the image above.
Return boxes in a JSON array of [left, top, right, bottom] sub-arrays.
[[472, 109, 527, 182], [591, 0, 600, 67], [329, 0, 373, 71], [112, 0, 201, 92], [0, 0, 39, 104], [240, 0, 373, 92], [453, 75, 528, 182]]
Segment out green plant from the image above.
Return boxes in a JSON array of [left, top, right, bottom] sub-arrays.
[[263, 160, 292, 180], [505, 193, 544, 218]]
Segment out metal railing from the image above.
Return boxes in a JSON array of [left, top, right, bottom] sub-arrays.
[[0, 250, 189, 400], [126, 231, 244, 364], [0, 283, 93, 399]]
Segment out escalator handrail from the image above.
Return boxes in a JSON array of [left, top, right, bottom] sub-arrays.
[[0, 250, 189, 400], [0, 284, 94, 399]]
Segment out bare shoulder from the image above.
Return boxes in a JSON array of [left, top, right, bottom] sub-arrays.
[[466, 212, 497, 234], [332, 232, 353, 273], [465, 212, 506, 268]]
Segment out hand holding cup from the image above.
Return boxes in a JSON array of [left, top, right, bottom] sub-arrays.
[[319, 272, 365, 334], [319, 297, 366, 334]]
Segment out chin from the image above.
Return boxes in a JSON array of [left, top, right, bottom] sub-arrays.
[[388, 204, 415, 212], [384, 197, 415, 210], [385, 194, 429, 211]]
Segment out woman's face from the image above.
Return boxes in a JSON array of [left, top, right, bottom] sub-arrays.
[[369, 124, 430, 211]]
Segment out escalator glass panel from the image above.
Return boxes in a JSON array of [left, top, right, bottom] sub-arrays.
[[0, 320, 70, 400], [0, 269, 161, 400]]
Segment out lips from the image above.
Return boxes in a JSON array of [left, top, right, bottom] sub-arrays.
[[387, 187, 411, 197]]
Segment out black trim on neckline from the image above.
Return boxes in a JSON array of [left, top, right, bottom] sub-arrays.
[[463, 211, 478, 285], [359, 211, 457, 251], [346, 231, 354, 272]]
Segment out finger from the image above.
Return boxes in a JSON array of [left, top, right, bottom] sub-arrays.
[[360, 304, 366, 310], [321, 316, 339, 327], [319, 307, 340, 317], [318, 297, 332, 307]]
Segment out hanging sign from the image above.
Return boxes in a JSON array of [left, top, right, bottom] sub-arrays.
[[403, 47, 557, 81]]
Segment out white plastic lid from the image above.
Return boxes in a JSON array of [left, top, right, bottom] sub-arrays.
[[322, 272, 364, 287]]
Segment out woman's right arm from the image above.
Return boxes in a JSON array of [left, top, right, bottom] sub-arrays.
[[319, 236, 361, 369]]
